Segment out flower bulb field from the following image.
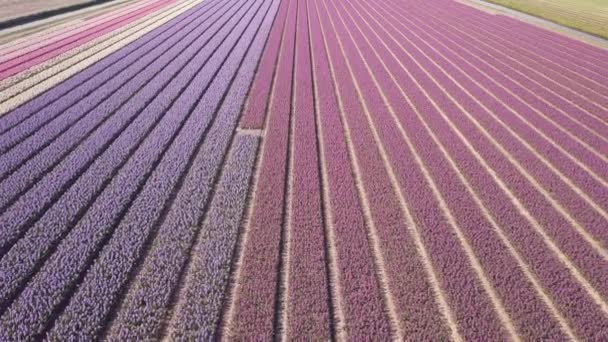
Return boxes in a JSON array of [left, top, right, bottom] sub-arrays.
[[0, 0, 607, 340]]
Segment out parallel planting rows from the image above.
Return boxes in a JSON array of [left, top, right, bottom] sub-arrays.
[[0, 0, 276, 339], [227, 0, 608, 340], [0, 0, 94, 23], [0, 0, 607, 340]]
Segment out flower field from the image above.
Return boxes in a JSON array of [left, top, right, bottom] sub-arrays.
[[0, 0, 607, 340]]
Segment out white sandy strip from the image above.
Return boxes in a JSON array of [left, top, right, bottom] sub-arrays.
[[0, 0, 181, 93], [0, 0, 133, 48], [0, 0, 158, 61], [0, 0, 189, 95], [0, 0, 176, 92], [0, 0, 201, 116], [0, 0, 153, 55], [0, 0, 97, 23]]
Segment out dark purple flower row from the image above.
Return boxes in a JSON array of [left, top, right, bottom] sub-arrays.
[[0, 0, 215, 136], [0, 0, 246, 314], [0, 0, 229, 202], [103, 0, 276, 339], [0, 2, 237, 233], [0, 0, 260, 339], [46, 0, 269, 338], [165, 132, 259, 340]]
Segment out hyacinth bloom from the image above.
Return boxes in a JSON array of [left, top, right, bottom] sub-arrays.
[[0, 0, 606, 340]]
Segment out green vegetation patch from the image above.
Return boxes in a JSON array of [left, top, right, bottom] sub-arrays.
[[484, 0, 608, 39]]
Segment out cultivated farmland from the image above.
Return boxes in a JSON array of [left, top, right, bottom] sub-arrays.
[[484, 0, 608, 39], [0, 0, 607, 340]]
